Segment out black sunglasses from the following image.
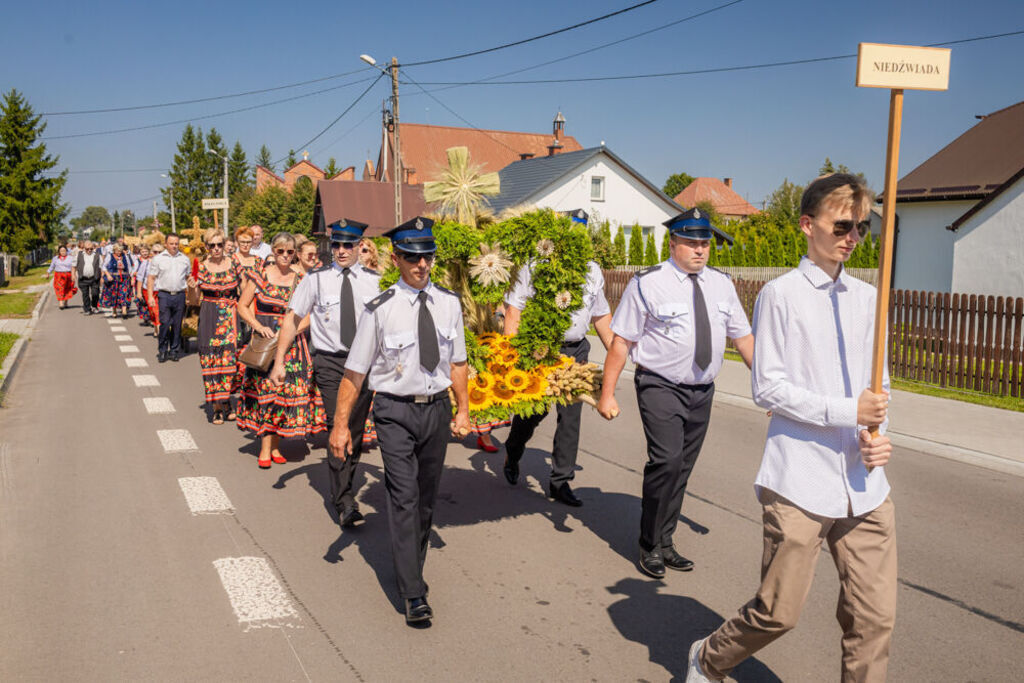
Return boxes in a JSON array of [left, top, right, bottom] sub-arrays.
[[809, 215, 870, 238], [399, 252, 435, 264], [331, 241, 358, 250], [208, 242, 224, 248], [275, 248, 295, 256]]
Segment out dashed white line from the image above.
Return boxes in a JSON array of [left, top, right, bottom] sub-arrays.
[[143, 397, 175, 414], [110, 326, 127, 332], [132, 374, 160, 387], [106, 319, 118, 324], [125, 358, 148, 368], [213, 557, 299, 629], [114, 334, 132, 341], [178, 477, 233, 514], [157, 429, 197, 452], [119, 345, 140, 353]]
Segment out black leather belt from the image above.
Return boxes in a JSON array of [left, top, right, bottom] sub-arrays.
[[314, 349, 349, 359], [635, 366, 713, 391], [377, 390, 449, 404]]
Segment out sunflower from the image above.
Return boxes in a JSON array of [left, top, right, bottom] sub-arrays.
[[469, 386, 493, 411], [499, 348, 519, 365], [473, 372, 495, 391], [490, 379, 517, 405], [487, 362, 511, 377], [505, 369, 530, 391], [477, 332, 500, 344], [497, 340, 514, 352], [521, 372, 549, 399]]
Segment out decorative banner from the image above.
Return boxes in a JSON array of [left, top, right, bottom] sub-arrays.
[[856, 43, 951, 91]]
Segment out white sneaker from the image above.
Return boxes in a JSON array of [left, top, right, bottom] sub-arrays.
[[686, 636, 716, 682]]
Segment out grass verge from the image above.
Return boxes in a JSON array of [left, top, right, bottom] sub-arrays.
[[0, 291, 41, 317], [0, 331, 18, 382], [1, 265, 48, 291]]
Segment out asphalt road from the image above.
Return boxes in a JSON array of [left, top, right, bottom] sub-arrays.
[[1, 300, 1022, 682]]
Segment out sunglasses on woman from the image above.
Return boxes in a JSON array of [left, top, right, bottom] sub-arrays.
[[399, 252, 435, 264], [809, 215, 870, 238], [275, 248, 295, 256], [360, 248, 370, 254], [208, 242, 224, 248]]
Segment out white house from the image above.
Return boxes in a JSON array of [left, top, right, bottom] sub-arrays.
[[486, 146, 733, 246], [889, 100, 1024, 297]]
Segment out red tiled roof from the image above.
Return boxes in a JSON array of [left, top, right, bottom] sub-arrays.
[[895, 100, 1024, 201], [311, 180, 432, 237], [673, 178, 759, 217], [379, 123, 583, 182]]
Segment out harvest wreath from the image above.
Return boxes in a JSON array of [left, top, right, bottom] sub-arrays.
[[378, 208, 603, 419]]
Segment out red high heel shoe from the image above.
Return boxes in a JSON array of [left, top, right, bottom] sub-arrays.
[[476, 436, 499, 453]]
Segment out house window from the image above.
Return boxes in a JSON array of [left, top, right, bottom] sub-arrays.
[[591, 176, 605, 201]]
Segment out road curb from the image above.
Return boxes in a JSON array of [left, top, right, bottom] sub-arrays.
[[711, 389, 1024, 479], [0, 287, 50, 400]]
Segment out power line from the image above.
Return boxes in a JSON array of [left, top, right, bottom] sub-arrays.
[[43, 75, 377, 141], [274, 72, 386, 166], [42, 67, 374, 116], [313, 106, 381, 158], [407, 28, 1024, 86], [56, 168, 166, 174], [403, 0, 664, 67]]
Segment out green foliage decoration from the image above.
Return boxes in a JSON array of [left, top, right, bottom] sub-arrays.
[[627, 225, 644, 265]]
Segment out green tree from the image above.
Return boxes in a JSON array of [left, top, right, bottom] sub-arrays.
[[70, 205, 111, 233], [662, 172, 695, 199], [660, 230, 670, 261], [285, 149, 298, 168], [324, 157, 341, 177], [612, 225, 626, 266], [112, 210, 121, 236], [644, 232, 658, 266], [589, 219, 616, 269], [236, 185, 291, 235], [286, 176, 316, 236], [0, 89, 67, 256], [819, 157, 868, 186], [766, 178, 803, 226], [163, 124, 208, 232], [627, 225, 645, 266], [205, 128, 228, 197], [228, 141, 251, 198], [256, 144, 274, 171]]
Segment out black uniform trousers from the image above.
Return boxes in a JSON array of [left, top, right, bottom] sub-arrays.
[[505, 337, 590, 487], [157, 291, 186, 355], [635, 368, 715, 552], [373, 393, 451, 600], [78, 276, 100, 313], [313, 351, 373, 513]]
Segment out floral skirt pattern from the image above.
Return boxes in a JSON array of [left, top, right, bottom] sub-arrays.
[[200, 348, 238, 403], [198, 299, 239, 404], [237, 320, 326, 438], [100, 273, 133, 308]]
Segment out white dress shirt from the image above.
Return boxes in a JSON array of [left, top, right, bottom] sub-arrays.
[[346, 278, 467, 396], [751, 257, 890, 518], [148, 251, 191, 292], [611, 260, 751, 385], [288, 263, 382, 353], [251, 241, 272, 261], [79, 251, 99, 279], [505, 260, 610, 342]]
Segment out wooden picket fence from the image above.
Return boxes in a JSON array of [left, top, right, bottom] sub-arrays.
[[601, 269, 1024, 398]]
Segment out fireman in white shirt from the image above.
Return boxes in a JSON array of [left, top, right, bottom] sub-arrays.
[[685, 174, 895, 683]]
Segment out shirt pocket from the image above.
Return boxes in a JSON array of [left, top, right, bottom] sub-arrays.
[[656, 303, 690, 339], [382, 330, 417, 362], [437, 326, 460, 357], [717, 301, 733, 326]]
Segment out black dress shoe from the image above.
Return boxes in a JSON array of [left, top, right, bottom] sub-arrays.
[[339, 508, 364, 528], [405, 597, 432, 625], [503, 457, 519, 485], [638, 546, 666, 578], [158, 352, 167, 363], [662, 546, 695, 572], [548, 482, 583, 507], [170, 352, 180, 362]]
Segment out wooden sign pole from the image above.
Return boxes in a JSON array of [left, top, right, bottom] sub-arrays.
[[212, 209, 219, 232], [869, 88, 903, 441]]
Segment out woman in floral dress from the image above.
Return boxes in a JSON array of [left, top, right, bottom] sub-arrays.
[[101, 244, 133, 318], [190, 229, 240, 425], [236, 232, 325, 468]]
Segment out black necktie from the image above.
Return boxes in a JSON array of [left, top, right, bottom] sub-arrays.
[[417, 290, 440, 372], [339, 268, 356, 348], [689, 273, 712, 371]]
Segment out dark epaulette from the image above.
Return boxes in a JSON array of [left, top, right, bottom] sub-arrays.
[[433, 284, 461, 299], [310, 264, 331, 275], [706, 265, 731, 279], [635, 264, 662, 278], [365, 287, 396, 312], [360, 265, 380, 276]]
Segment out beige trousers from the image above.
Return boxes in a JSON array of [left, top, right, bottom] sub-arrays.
[[701, 490, 897, 682]]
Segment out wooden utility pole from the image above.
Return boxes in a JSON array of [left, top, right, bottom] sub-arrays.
[[390, 57, 402, 226]]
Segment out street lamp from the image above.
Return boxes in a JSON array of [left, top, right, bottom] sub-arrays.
[[361, 53, 402, 226], [207, 150, 229, 230], [160, 173, 177, 233]]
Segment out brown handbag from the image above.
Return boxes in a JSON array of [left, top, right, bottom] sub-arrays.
[[238, 332, 279, 372]]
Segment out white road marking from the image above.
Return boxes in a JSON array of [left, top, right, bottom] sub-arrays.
[[114, 334, 132, 341], [106, 319, 118, 324], [133, 374, 160, 387], [178, 477, 233, 514], [125, 358, 148, 368], [143, 397, 175, 414], [119, 345, 140, 353], [157, 429, 197, 452], [110, 326, 127, 332], [213, 557, 299, 629]]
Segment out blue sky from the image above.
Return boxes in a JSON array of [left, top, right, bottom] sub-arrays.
[[2, 0, 1023, 220]]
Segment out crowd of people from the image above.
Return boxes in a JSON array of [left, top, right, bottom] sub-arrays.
[[43, 175, 897, 680]]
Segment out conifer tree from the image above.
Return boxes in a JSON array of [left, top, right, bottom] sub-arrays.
[[205, 128, 228, 198], [324, 157, 341, 177], [660, 230, 670, 261], [612, 225, 627, 266], [644, 232, 658, 266], [256, 144, 274, 172], [228, 142, 250, 197], [163, 124, 208, 231], [0, 89, 67, 256], [627, 226, 645, 266], [285, 149, 298, 168]]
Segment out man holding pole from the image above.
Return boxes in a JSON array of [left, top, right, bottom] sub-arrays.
[[686, 174, 895, 682]]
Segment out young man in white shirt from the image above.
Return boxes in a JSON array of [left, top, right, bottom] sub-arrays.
[[687, 174, 895, 682], [249, 224, 272, 262]]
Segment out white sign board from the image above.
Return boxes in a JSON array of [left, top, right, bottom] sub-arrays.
[[201, 198, 229, 210], [856, 43, 951, 91]]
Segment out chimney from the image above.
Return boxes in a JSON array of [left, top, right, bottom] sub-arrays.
[[519, 152, 535, 160], [553, 111, 566, 143], [547, 139, 563, 156], [723, 177, 733, 188], [404, 168, 418, 185]]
